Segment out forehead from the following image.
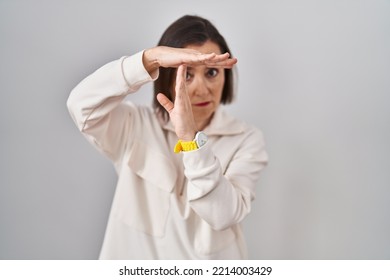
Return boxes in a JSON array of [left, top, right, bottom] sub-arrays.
[[185, 40, 222, 55]]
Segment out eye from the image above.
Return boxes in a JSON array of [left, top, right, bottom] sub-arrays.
[[185, 71, 193, 81], [206, 68, 219, 78]]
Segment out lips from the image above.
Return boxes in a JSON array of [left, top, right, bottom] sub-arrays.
[[193, 102, 211, 107]]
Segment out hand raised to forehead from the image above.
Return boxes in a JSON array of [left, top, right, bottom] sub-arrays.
[[143, 46, 237, 73]]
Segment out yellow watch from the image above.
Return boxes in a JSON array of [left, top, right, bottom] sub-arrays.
[[174, 131, 208, 153]]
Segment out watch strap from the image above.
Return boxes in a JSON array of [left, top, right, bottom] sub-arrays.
[[174, 139, 198, 153]]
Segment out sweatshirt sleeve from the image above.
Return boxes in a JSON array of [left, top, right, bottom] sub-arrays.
[[66, 51, 158, 162], [184, 128, 268, 231]]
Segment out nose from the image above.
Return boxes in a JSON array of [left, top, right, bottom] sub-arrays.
[[190, 75, 210, 97]]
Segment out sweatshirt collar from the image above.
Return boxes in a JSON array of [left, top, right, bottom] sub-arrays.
[[159, 106, 245, 136]]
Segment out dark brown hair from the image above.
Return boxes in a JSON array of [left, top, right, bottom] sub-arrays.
[[153, 15, 235, 120]]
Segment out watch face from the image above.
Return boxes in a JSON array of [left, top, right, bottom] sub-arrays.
[[196, 132, 208, 147]]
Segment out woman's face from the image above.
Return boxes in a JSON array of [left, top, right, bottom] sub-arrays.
[[176, 40, 225, 130]]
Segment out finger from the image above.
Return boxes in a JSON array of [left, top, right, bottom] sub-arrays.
[[207, 52, 230, 62], [206, 57, 238, 68], [156, 93, 174, 113], [194, 52, 217, 63], [202, 52, 237, 67], [175, 64, 187, 98], [200, 53, 231, 65], [180, 51, 216, 65]]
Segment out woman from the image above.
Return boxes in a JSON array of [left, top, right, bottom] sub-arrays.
[[67, 15, 268, 259]]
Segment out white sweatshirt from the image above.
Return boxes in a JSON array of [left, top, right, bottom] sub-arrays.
[[67, 51, 268, 259]]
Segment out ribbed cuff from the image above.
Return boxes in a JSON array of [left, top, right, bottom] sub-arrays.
[[182, 143, 215, 170], [121, 51, 159, 88]]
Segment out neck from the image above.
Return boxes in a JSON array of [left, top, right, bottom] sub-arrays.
[[195, 114, 214, 131]]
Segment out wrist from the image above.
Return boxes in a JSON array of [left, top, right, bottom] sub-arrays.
[[142, 48, 160, 75], [174, 131, 208, 153], [180, 133, 196, 142], [178, 129, 196, 142]]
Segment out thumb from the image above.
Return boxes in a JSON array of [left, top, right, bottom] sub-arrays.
[[156, 93, 174, 114]]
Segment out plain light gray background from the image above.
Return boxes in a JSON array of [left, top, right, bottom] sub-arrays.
[[1, 0, 389, 259]]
